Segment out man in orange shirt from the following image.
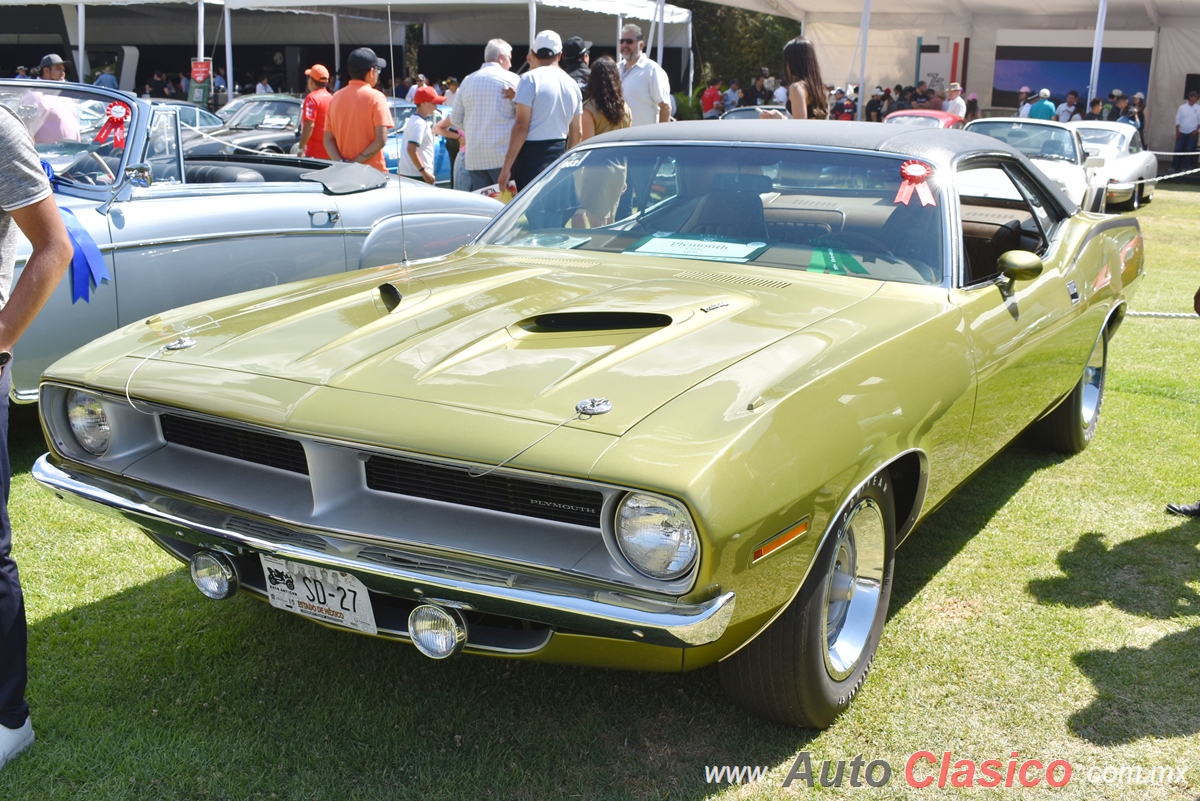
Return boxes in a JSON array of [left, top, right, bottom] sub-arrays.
[[299, 64, 333, 159], [323, 48, 394, 173]]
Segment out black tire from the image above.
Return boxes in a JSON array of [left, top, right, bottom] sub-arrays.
[[1030, 327, 1107, 453], [719, 471, 896, 728]]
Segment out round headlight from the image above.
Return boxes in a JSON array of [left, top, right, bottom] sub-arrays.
[[65, 389, 111, 455], [615, 492, 698, 580]]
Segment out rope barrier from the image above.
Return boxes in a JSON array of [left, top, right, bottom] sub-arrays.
[[1126, 311, 1198, 319], [1117, 164, 1200, 186]]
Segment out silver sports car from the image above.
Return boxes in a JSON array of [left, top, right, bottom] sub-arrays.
[[1, 80, 501, 401], [1069, 120, 1157, 210]]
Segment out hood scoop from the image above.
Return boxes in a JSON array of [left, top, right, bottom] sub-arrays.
[[519, 311, 674, 333]]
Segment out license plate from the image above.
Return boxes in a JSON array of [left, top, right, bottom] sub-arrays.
[[260, 555, 377, 635]]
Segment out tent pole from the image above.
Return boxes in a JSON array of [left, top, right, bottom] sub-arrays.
[[198, 0, 205, 62], [224, 4, 234, 97], [686, 15, 693, 96], [856, 0, 871, 120], [656, 0, 665, 67], [76, 3, 85, 82], [1088, 0, 1108, 103], [332, 13, 340, 87], [616, 14, 623, 51], [529, 0, 537, 55]]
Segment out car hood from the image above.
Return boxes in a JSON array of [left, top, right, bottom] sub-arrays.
[[76, 248, 881, 436]]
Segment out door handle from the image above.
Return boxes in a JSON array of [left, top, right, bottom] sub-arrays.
[[309, 209, 340, 225]]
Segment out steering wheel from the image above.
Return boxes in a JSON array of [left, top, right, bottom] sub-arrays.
[[813, 231, 895, 258], [90, 152, 116, 183]]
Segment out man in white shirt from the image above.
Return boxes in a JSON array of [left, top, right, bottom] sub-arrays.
[[256, 76, 274, 94], [945, 82, 967, 119], [1173, 90, 1200, 172], [1016, 86, 1032, 117], [617, 24, 671, 126], [498, 30, 582, 191], [451, 39, 520, 191], [1056, 90, 1081, 123], [405, 75, 427, 103]]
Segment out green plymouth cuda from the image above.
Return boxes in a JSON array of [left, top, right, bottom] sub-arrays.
[[34, 122, 1143, 728]]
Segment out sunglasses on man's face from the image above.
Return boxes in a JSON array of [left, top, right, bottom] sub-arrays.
[[619, 38, 638, 44]]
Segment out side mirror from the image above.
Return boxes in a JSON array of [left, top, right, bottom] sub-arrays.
[[1085, 155, 1105, 169], [124, 163, 153, 187], [998, 250, 1043, 294]]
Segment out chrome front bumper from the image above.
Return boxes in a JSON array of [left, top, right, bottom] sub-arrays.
[[34, 455, 735, 649]]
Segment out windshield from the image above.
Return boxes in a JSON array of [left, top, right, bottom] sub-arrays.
[[478, 144, 946, 286], [0, 85, 131, 185], [227, 100, 299, 129], [1075, 127, 1126, 150], [389, 104, 416, 131], [968, 121, 1079, 163]]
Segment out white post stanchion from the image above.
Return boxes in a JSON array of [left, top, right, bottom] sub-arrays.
[[198, 0, 205, 62], [224, 4, 234, 98], [76, 4, 86, 82], [1088, 0, 1108, 103], [333, 13, 341, 86], [856, 0, 871, 120], [529, 0, 537, 54]]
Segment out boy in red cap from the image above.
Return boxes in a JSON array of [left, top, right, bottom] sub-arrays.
[[300, 64, 333, 159], [400, 84, 445, 184]]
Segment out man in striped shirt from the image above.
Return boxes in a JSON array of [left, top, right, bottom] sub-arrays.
[[450, 39, 519, 191]]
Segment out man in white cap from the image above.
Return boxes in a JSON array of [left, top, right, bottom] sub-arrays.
[[865, 87, 885, 122], [498, 31, 582, 192], [1029, 88, 1056, 120], [1017, 86, 1033, 117], [945, 82, 966, 119], [617, 23, 670, 126]]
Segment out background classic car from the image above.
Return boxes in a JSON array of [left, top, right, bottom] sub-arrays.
[[965, 117, 1108, 212], [35, 122, 1143, 729], [884, 109, 965, 129], [1, 79, 501, 401], [1069, 120, 1157, 210]]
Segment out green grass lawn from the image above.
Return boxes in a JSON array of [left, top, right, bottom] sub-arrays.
[[2, 189, 1199, 800]]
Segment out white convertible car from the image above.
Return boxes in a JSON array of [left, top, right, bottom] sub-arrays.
[[965, 118, 1107, 213], [1069, 120, 1156, 210]]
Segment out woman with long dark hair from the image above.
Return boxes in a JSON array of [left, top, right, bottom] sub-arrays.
[[575, 56, 632, 227], [581, 56, 632, 140], [761, 36, 827, 120]]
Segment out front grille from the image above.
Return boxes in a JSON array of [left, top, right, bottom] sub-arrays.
[[364, 455, 603, 528], [159, 415, 309, 475]]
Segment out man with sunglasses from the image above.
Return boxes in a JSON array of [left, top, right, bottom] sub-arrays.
[[324, 48, 395, 174], [617, 24, 671, 126]]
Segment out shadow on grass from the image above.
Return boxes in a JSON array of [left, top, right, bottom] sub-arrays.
[[1029, 523, 1200, 619], [1026, 521, 1200, 745]]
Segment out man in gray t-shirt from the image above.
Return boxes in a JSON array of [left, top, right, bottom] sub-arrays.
[[498, 30, 583, 192], [0, 105, 73, 771]]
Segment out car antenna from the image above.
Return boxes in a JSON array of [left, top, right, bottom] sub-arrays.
[[388, 2, 409, 268]]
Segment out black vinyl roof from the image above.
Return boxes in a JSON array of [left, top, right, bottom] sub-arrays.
[[592, 120, 1025, 170]]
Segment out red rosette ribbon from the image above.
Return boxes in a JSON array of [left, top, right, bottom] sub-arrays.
[[894, 159, 936, 207], [93, 102, 130, 148]]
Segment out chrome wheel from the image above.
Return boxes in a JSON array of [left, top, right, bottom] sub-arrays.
[[822, 497, 887, 681], [1080, 334, 1106, 430]]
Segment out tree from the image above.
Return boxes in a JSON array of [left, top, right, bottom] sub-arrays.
[[672, 1, 799, 88]]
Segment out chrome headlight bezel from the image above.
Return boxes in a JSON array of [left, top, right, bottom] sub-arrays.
[[614, 492, 699, 581], [65, 388, 112, 456]]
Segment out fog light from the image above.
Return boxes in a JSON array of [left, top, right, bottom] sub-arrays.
[[408, 604, 467, 659], [189, 551, 238, 600]]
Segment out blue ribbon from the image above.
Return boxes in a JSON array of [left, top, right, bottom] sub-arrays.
[[59, 208, 110, 304]]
